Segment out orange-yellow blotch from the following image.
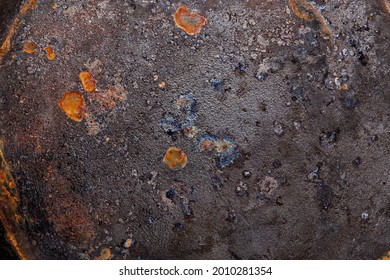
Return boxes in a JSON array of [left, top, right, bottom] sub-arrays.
[[44, 46, 55, 60], [22, 40, 40, 54], [381, 251, 390, 260], [0, 170, 6, 183], [80, 72, 96, 92], [100, 248, 111, 260], [163, 147, 188, 170], [173, 5, 207, 35], [58, 92, 86, 122]]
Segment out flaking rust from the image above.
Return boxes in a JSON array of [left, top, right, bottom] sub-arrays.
[[58, 92, 86, 122], [173, 5, 207, 35], [44, 46, 55, 60], [22, 40, 40, 54], [79, 71, 96, 92]]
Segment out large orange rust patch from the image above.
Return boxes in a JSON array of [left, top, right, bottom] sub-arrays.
[[173, 6, 207, 35]]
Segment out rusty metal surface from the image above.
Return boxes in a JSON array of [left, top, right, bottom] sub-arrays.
[[0, 0, 390, 259]]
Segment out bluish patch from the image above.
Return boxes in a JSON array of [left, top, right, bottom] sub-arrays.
[[159, 116, 180, 134], [165, 187, 177, 200], [179, 119, 195, 130], [211, 78, 224, 91], [218, 147, 240, 168], [177, 94, 198, 115]]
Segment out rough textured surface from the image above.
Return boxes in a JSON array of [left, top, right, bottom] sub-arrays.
[[0, 0, 389, 259]]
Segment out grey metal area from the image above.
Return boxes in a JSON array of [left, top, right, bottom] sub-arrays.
[[0, 0, 389, 259]]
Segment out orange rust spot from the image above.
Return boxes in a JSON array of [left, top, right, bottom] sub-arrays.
[[52, 2, 58, 10], [199, 139, 214, 152], [100, 248, 111, 260], [44, 46, 55, 60], [340, 84, 348, 90], [163, 147, 188, 170], [158, 81, 166, 89], [80, 72, 97, 92], [173, 5, 207, 35], [124, 239, 132, 248], [381, 250, 390, 260], [58, 92, 86, 122], [22, 40, 40, 54]]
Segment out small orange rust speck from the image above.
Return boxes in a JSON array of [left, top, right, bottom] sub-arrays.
[[22, 40, 40, 54], [58, 92, 85, 122], [163, 147, 188, 170], [100, 248, 111, 260], [80, 72, 96, 92], [173, 5, 207, 35], [44, 46, 55, 60], [200, 139, 214, 152]]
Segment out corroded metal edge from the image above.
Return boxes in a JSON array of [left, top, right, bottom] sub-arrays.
[[0, 0, 41, 260], [0, 145, 31, 259]]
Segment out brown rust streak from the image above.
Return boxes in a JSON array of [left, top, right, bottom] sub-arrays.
[[288, 0, 313, 21], [0, 212, 27, 260], [289, 0, 334, 42], [0, 0, 38, 64], [0, 147, 27, 260]]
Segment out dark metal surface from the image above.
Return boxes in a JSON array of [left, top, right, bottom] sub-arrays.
[[0, 0, 22, 43], [0, 0, 390, 259], [0, 222, 18, 260]]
